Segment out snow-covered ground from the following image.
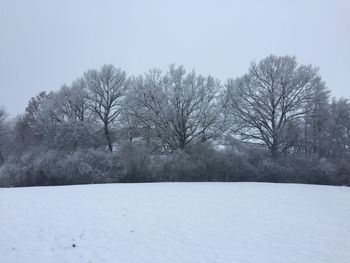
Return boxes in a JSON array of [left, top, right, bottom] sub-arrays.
[[1, 183, 350, 263]]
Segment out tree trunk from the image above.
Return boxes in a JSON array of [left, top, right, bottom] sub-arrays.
[[128, 130, 133, 142], [104, 123, 113, 152], [0, 145, 4, 165], [271, 140, 279, 159], [304, 120, 308, 156]]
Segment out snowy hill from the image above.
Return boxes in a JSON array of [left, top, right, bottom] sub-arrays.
[[1, 183, 350, 263]]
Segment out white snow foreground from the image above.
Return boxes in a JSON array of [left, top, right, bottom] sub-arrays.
[[1, 183, 350, 263]]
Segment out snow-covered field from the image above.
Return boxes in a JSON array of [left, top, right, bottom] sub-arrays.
[[1, 183, 350, 263]]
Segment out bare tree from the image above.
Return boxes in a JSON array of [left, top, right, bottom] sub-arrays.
[[325, 98, 350, 157], [19, 91, 53, 146], [84, 64, 127, 151], [303, 82, 330, 156], [56, 79, 91, 123], [225, 55, 322, 158], [128, 65, 224, 151]]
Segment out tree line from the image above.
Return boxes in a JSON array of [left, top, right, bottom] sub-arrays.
[[0, 55, 349, 187]]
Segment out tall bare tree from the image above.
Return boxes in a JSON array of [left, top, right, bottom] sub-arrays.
[[303, 82, 330, 156], [225, 55, 322, 158], [18, 91, 53, 146], [128, 65, 224, 151], [84, 64, 127, 151], [325, 98, 350, 157]]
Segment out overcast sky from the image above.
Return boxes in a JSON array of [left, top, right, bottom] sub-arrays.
[[1, 0, 349, 116]]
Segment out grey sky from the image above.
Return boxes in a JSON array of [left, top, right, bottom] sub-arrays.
[[1, 0, 349, 116]]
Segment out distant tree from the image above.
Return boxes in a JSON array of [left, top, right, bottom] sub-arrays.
[[0, 108, 8, 164], [84, 65, 127, 151], [14, 115, 30, 150], [15, 85, 100, 152], [56, 78, 91, 123], [127, 65, 224, 151], [326, 98, 350, 157], [225, 55, 323, 158], [19, 91, 52, 146], [19, 91, 72, 148], [119, 106, 144, 143], [303, 82, 331, 156]]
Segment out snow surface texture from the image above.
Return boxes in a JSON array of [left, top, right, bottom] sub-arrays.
[[1, 183, 350, 263]]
